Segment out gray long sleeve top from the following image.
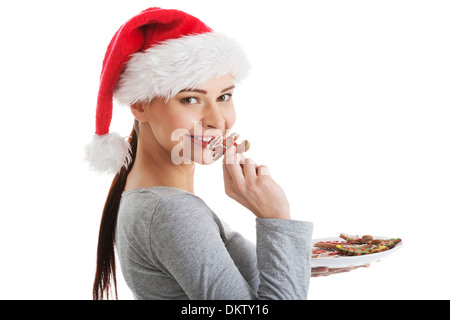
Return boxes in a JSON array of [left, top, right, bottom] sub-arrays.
[[115, 187, 313, 300]]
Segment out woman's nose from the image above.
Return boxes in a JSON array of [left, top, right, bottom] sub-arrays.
[[202, 102, 225, 131]]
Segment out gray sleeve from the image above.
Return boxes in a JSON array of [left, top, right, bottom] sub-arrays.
[[256, 218, 313, 299], [150, 194, 313, 300], [220, 224, 260, 294]]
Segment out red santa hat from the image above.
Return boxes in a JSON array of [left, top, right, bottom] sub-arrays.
[[84, 7, 250, 174]]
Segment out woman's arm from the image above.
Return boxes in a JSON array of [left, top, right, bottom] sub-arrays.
[[221, 146, 314, 298], [150, 194, 312, 300]]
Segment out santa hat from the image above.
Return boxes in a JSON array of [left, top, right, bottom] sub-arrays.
[[84, 7, 250, 174]]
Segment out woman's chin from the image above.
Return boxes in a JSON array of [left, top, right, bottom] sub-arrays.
[[192, 152, 217, 165], [190, 144, 217, 165]]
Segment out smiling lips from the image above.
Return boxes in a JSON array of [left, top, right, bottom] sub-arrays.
[[189, 135, 216, 148]]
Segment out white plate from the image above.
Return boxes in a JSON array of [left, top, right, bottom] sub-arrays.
[[311, 236, 403, 268]]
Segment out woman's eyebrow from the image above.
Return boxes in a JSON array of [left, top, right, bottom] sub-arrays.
[[178, 85, 235, 95], [221, 85, 235, 93], [179, 88, 207, 94]]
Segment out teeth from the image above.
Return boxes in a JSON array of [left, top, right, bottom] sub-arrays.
[[192, 136, 214, 142]]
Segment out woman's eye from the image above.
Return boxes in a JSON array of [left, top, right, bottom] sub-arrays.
[[180, 97, 199, 105], [218, 94, 232, 102]]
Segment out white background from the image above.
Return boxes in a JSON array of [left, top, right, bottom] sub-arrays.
[[0, 0, 449, 300]]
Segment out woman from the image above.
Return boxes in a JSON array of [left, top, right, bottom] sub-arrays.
[[85, 7, 314, 300]]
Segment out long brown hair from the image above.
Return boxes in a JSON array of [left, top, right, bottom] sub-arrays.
[[92, 121, 139, 300]]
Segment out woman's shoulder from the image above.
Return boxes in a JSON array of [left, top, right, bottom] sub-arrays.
[[118, 187, 217, 240], [120, 186, 211, 218], [122, 186, 204, 205], [122, 186, 189, 198]]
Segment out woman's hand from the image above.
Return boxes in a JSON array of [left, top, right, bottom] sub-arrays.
[[222, 146, 290, 220], [311, 265, 370, 277]]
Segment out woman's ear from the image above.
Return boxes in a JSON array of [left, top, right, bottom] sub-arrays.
[[130, 102, 148, 122]]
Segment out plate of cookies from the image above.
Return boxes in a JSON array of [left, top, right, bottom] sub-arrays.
[[311, 233, 403, 268]]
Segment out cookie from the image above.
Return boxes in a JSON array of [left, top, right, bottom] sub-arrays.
[[339, 233, 374, 244], [312, 234, 402, 258], [313, 241, 348, 250], [312, 249, 340, 258], [370, 245, 389, 253], [336, 244, 375, 256], [208, 132, 250, 161], [377, 238, 402, 248], [361, 235, 373, 244]]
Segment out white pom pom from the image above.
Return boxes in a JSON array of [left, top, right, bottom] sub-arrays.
[[84, 133, 132, 175]]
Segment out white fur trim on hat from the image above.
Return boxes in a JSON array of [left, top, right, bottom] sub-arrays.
[[84, 133, 131, 175], [113, 32, 250, 105]]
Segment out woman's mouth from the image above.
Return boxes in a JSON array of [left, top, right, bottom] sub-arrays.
[[189, 135, 215, 148]]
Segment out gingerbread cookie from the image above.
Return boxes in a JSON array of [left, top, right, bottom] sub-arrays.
[[336, 244, 375, 256], [207, 132, 250, 161], [370, 245, 389, 253], [312, 249, 340, 258], [339, 233, 373, 244], [377, 238, 402, 248], [313, 241, 348, 250], [312, 234, 402, 259]]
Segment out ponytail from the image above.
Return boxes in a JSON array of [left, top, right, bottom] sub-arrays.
[[93, 121, 139, 300]]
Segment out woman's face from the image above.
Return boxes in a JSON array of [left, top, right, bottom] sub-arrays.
[[135, 74, 236, 165]]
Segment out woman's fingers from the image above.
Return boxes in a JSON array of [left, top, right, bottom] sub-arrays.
[[221, 146, 289, 219], [256, 165, 271, 176], [243, 157, 257, 180], [311, 264, 370, 277], [224, 147, 258, 182], [223, 147, 245, 186], [222, 158, 233, 188], [311, 267, 329, 277]]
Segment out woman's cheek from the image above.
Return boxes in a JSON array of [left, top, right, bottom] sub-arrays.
[[166, 117, 196, 148], [224, 107, 237, 130]]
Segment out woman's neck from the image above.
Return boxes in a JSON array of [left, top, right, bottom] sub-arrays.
[[125, 128, 196, 194]]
